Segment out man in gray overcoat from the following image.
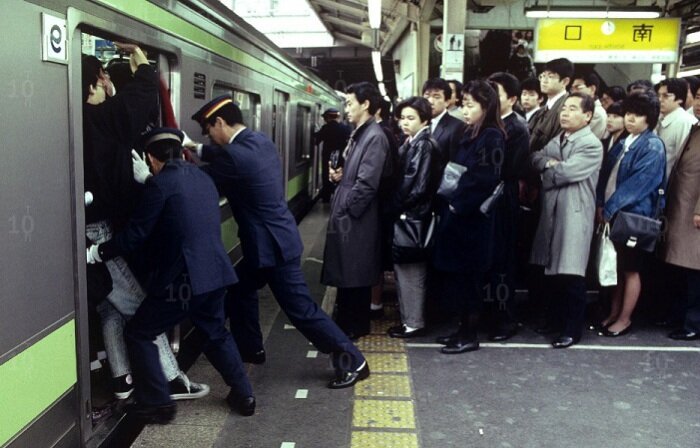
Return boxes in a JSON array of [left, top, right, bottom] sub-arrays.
[[530, 93, 603, 348], [322, 82, 390, 339]]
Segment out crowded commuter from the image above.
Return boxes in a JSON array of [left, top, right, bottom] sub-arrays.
[[486, 72, 530, 341], [683, 76, 700, 115], [627, 79, 653, 94], [571, 73, 607, 138], [530, 93, 603, 348], [693, 83, 700, 120], [655, 78, 698, 177], [600, 85, 627, 110], [529, 58, 573, 153], [187, 95, 369, 389], [385, 97, 442, 338], [322, 82, 389, 349], [520, 77, 543, 123], [86, 128, 253, 422], [422, 78, 466, 165], [660, 125, 700, 341], [314, 108, 351, 203], [601, 101, 629, 154], [433, 80, 505, 354], [447, 79, 464, 120], [507, 44, 536, 81], [595, 91, 666, 337], [82, 45, 207, 402]]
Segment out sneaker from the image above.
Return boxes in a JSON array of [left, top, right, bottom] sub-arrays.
[[113, 374, 134, 400], [169, 373, 210, 401]]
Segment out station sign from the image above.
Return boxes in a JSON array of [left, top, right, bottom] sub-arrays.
[[534, 18, 681, 63], [42, 13, 68, 64]]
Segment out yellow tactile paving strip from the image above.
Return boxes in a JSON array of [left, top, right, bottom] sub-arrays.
[[350, 303, 420, 448]]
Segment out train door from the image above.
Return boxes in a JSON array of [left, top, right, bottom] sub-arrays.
[[272, 90, 289, 190], [72, 21, 177, 446]]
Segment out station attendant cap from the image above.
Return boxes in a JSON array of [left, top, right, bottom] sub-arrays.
[[322, 108, 340, 117], [191, 94, 236, 128], [143, 127, 184, 149]]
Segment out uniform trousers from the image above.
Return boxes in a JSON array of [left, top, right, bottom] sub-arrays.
[[126, 275, 251, 406], [228, 257, 365, 370]]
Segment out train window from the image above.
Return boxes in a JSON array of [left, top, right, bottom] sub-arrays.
[[295, 105, 312, 163], [212, 84, 261, 131]]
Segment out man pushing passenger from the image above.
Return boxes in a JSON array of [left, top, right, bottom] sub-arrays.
[[185, 95, 370, 389]]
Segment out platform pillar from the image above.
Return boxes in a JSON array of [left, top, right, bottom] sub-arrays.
[[441, 0, 467, 81]]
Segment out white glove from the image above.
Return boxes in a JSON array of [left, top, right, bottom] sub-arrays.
[[131, 149, 152, 184], [182, 130, 195, 148], [86, 244, 102, 264]]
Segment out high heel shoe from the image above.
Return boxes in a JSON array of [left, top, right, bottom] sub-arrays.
[[599, 323, 631, 337]]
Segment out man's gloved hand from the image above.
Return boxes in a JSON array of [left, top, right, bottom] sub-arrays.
[[86, 244, 102, 264], [132, 149, 152, 184], [182, 130, 196, 149]]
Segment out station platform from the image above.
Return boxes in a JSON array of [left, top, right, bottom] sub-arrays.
[[131, 202, 700, 448]]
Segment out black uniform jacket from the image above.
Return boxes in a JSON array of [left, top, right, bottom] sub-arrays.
[[100, 159, 237, 296], [200, 128, 304, 269]]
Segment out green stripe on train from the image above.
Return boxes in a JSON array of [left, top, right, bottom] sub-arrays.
[[287, 172, 309, 200], [0, 320, 77, 446], [94, 0, 337, 104]]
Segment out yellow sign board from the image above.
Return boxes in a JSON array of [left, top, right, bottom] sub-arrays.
[[534, 18, 681, 63]]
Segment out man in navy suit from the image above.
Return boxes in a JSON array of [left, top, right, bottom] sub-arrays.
[[187, 96, 369, 389], [87, 128, 254, 423], [422, 78, 466, 165]]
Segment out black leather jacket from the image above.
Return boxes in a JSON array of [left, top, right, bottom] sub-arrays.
[[389, 128, 442, 219]]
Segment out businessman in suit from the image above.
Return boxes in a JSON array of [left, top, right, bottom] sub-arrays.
[[87, 128, 254, 423], [422, 78, 466, 165], [188, 96, 369, 389]]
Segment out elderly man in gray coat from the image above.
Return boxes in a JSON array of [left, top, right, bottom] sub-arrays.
[[530, 93, 604, 348], [322, 82, 389, 340]]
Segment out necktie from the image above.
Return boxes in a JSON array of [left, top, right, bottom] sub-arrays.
[[343, 129, 357, 160]]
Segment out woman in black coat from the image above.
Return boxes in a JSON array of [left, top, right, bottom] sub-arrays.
[[432, 80, 506, 354], [385, 97, 442, 338]]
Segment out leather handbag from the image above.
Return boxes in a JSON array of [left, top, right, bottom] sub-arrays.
[[437, 161, 467, 198], [392, 212, 437, 264], [609, 211, 662, 253], [479, 181, 505, 217]]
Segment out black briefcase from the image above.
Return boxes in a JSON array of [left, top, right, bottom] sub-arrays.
[[392, 213, 437, 264]]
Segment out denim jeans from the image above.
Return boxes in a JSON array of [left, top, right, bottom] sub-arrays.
[[87, 220, 179, 381]]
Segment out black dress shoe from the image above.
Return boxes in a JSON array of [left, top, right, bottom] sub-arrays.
[[435, 333, 458, 345], [551, 335, 578, 349], [388, 325, 425, 339], [668, 329, 700, 341], [241, 349, 266, 365], [599, 324, 631, 337], [440, 339, 479, 354], [129, 402, 177, 424], [328, 362, 370, 389], [226, 392, 256, 416], [489, 327, 517, 342], [588, 321, 611, 332], [345, 330, 370, 341], [370, 308, 384, 320]]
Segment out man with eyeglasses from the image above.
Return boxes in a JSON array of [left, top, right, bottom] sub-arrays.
[[655, 78, 698, 178], [529, 58, 574, 153]]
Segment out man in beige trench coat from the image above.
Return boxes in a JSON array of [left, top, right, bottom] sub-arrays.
[[661, 125, 700, 340]]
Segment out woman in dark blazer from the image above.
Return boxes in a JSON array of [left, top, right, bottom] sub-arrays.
[[433, 80, 506, 354]]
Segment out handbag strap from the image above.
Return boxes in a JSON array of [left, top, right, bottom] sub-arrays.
[[653, 143, 667, 220]]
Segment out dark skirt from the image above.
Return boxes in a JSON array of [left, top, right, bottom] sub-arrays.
[[614, 242, 651, 273]]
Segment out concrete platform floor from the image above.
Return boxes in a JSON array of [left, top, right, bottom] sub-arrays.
[[132, 202, 700, 448]]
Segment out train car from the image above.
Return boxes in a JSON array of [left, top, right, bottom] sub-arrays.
[[0, 1, 341, 446]]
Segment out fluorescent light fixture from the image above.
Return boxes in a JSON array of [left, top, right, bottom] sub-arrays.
[[525, 6, 661, 19], [378, 82, 387, 97], [372, 50, 383, 82], [677, 68, 700, 78], [368, 0, 382, 29], [687, 31, 700, 45]]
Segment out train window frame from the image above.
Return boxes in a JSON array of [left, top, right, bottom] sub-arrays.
[[294, 102, 314, 166], [212, 82, 262, 131]]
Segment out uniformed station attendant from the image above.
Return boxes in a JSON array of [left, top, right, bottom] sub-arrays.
[[86, 128, 255, 423], [187, 95, 370, 389]]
